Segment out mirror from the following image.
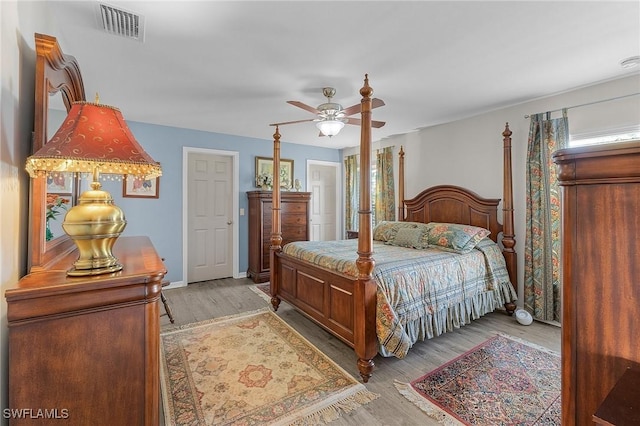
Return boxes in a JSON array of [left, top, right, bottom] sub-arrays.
[[29, 33, 86, 271], [44, 104, 71, 243]]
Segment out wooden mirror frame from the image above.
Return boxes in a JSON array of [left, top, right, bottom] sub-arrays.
[[29, 33, 86, 272]]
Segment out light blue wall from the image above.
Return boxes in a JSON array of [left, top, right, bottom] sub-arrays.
[[101, 121, 340, 284]]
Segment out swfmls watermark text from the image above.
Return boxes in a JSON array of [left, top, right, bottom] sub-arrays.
[[3, 408, 69, 420]]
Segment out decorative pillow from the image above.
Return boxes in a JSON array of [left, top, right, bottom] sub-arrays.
[[426, 222, 491, 254], [385, 227, 425, 249], [415, 222, 435, 245], [372, 221, 418, 242]]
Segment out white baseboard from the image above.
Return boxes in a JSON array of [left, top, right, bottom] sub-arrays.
[[164, 280, 186, 290], [166, 273, 247, 289]]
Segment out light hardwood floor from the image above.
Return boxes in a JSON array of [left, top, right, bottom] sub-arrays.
[[160, 277, 561, 425]]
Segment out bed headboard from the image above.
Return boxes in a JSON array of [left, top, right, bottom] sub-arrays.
[[403, 185, 503, 243], [396, 124, 516, 299]]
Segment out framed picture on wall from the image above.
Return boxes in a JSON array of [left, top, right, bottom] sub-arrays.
[[46, 172, 73, 193], [123, 176, 160, 198], [255, 156, 294, 189]]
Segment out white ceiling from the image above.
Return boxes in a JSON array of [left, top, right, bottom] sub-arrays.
[[44, 1, 640, 149]]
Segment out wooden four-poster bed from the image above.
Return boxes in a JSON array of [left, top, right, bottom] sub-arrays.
[[268, 75, 518, 382]]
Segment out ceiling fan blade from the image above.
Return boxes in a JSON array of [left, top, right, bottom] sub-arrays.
[[269, 118, 315, 126], [341, 98, 385, 117], [342, 104, 360, 117], [371, 98, 385, 109], [345, 118, 386, 128], [287, 100, 320, 114]]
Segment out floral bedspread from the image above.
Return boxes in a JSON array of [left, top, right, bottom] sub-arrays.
[[282, 238, 517, 358]]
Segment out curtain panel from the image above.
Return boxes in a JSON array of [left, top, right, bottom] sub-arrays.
[[375, 146, 395, 224], [344, 154, 359, 233], [524, 111, 568, 322]]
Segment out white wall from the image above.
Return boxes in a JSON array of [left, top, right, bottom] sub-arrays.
[[353, 74, 639, 303], [0, 1, 54, 416]]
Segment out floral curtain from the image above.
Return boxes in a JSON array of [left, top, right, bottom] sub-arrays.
[[375, 146, 395, 224], [524, 110, 569, 322], [344, 154, 359, 233]]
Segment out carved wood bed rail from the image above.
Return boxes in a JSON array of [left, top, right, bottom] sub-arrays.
[[268, 75, 516, 382]]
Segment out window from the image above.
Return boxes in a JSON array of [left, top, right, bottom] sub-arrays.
[[570, 125, 640, 147], [353, 160, 378, 223]]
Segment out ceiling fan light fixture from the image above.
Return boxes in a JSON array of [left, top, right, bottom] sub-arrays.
[[318, 102, 344, 116], [316, 119, 345, 137]]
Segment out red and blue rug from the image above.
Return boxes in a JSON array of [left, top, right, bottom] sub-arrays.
[[395, 334, 560, 425]]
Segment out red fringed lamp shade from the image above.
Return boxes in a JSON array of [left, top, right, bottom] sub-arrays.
[[26, 101, 161, 178], [25, 101, 162, 276]]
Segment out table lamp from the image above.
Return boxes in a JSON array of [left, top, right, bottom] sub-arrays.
[[25, 98, 162, 276]]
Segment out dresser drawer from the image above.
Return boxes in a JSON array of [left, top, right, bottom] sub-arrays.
[[283, 226, 307, 241], [281, 202, 307, 214], [263, 214, 307, 228], [262, 229, 307, 247], [282, 214, 307, 226]]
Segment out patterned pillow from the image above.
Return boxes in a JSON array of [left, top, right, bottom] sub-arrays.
[[385, 227, 425, 249], [372, 221, 418, 242], [426, 222, 491, 254]]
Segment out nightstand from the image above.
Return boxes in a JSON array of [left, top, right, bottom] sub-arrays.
[[346, 230, 359, 239]]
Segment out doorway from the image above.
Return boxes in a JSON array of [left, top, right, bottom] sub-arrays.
[[306, 160, 341, 241], [183, 148, 239, 284]]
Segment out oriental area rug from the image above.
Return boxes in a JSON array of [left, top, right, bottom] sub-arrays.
[[160, 308, 378, 425], [395, 334, 561, 425]]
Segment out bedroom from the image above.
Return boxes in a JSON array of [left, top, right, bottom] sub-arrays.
[[2, 1, 639, 424]]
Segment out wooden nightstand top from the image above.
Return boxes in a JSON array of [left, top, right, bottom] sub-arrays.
[[593, 367, 640, 426]]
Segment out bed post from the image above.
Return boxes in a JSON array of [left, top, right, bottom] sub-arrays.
[[398, 146, 405, 220], [270, 126, 282, 311], [502, 123, 517, 314], [355, 75, 378, 383]]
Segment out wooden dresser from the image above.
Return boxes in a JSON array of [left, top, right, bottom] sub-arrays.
[[5, 236, 166, 425], [247, 191, 311, 283], [553, 141, 640, 426]]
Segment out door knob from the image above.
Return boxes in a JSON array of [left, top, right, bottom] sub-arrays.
[[227, 221, 233, 225]]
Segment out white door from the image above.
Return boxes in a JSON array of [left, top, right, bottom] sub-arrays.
[[187, 152, 233, 282], [307, 161, 340, 241]]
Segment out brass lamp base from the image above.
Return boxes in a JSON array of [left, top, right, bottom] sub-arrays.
[[62, 181, 127, 276], [67, 263, 123, 277]]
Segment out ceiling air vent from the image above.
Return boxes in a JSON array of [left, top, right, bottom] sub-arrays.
[[98, 3, 145, 42]]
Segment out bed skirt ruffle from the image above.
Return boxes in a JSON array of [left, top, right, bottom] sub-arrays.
[[378, 281, 517, 358]]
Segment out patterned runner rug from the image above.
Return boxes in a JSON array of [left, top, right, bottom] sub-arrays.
[[395, 334, 560, 425], [160, 308, 378, 425], [249, 283, 272, 303]]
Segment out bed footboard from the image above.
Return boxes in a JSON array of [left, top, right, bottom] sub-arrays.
[[273, 252, 378, 382], [274, 252, 358, 347]]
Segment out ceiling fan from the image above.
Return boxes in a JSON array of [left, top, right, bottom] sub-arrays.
[[270, 87, 385, 137]]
